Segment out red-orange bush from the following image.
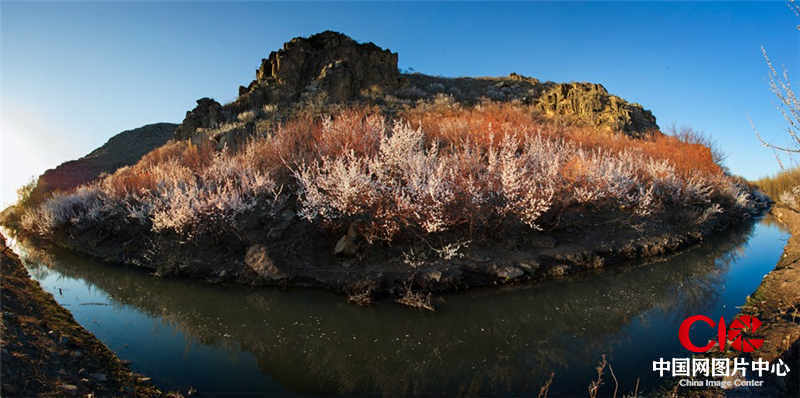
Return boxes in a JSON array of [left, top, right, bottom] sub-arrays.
[[24, 101, 755, 243]]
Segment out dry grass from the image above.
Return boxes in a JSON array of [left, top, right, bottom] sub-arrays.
[[754, 166, 800, 203], [403, 101, 723, 178], [536, 356, 643, 398]]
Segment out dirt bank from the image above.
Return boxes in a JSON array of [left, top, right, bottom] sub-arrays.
[[730, 206, 800, 394], [0, 232, 170, 397], [16, 199, 765, 310]]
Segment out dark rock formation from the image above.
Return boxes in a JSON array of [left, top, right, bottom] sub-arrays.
[[31, 123, 176, 198], [246, 31, 399, 102], [173, 98, 224, 140], [176, 31, 659, 141]]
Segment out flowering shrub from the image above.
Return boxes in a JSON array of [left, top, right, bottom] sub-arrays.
[[22, 102, 760, 243], [23, 141, 283, 239], [779, 186, 800, 210], [21, 187, 105, 235], [293, 114, 752, 241]]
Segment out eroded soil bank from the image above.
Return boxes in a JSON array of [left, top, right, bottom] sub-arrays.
[[23, 201, 769, 307], [729, 206, 800, 395], [0, 232, 169, 397]]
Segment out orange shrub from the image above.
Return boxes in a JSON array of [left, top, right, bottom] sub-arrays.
[[102, 166, 157, 197], [402, 101, 723, 180], [401, 101, 542, 147], [640, 134, 721, 177], [27, 101, 752, 242]]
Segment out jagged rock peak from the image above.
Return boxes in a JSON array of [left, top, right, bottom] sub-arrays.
[[241, 31, 399, 102], [177, 31, 658, 141]]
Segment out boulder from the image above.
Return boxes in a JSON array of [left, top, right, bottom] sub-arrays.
[[334, 222, 361, 256], [174, 98, 224, 140], [495, 265, 525, 280], [244, 244, 284, 280]]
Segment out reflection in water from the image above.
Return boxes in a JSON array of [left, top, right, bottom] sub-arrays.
[[8, 219, 789, 396]]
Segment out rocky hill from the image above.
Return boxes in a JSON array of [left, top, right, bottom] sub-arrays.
[[9, 31, 771, 309], [24, 31, 659, 199], [175, 31, 658, 143], [31, 123, 177, 198]]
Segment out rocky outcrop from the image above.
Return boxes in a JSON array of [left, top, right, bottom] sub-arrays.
[[174, 31, 658, 141], [31, 123, 176, 198], [397, 73, 659, 136], [240, 31, 399, 103], [533, 82, 658, 137], [173, 98, 224, 140]]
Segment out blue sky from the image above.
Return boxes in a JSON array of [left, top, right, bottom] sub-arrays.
[[1, 1, 798, 206]]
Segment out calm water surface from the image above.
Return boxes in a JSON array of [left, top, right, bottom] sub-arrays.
[[6, 218, 789, 396]]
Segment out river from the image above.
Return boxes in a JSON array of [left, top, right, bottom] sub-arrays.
[[4, 218, 789, 396]]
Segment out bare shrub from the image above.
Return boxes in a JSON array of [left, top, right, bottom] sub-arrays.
[[25, 138, 284, 239], [588, 354, 607, 398], [347, 281, 376, 306], [395, 283, 435, 311], [433, 240, 470, 260], [537, 372, 554, 398]]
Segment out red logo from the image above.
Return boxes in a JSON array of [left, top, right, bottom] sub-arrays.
[[678, 315, 764, 353]]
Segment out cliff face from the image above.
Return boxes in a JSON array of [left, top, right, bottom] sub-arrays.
[[226, 31, 401, 119], [399, 74, 658, 137], [533, 82, 658, 136], [32, 123, 177, 197], [174, 31, 658, 143]]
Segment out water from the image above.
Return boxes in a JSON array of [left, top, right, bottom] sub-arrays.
[[6, 218, 789, 396]]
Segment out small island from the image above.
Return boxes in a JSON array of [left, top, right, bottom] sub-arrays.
[[2, 32, 770, 310]]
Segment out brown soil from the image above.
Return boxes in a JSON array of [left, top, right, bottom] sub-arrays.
[[730, 206, 800, 394], [0, 232, 173, 397], [29, 201, 761, 310]]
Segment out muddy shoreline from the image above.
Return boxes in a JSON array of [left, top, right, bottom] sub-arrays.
[[0, 232, 169, 397]]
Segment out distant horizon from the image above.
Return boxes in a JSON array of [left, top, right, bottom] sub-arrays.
[[2, 1, 798, 207]]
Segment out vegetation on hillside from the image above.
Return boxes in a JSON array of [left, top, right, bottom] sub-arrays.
[[750, 2, 799, 208], [755, 166, 800, 208], [19, 100, 761, 246]]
